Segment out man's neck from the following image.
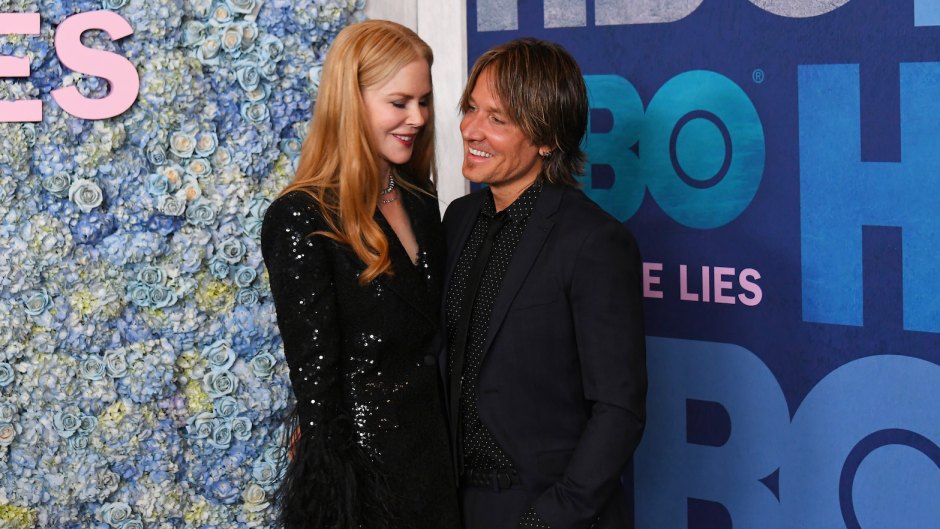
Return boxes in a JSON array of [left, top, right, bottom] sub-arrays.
[[491, 177, 539, 212]]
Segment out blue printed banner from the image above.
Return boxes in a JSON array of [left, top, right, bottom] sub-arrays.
[[466, 1, 940, 527]]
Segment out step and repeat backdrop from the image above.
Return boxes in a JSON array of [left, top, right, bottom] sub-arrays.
[[468, 1, 940, 528], [0, 1, 364, 527]]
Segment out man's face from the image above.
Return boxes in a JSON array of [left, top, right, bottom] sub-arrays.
[[459, 68, 545, 196]]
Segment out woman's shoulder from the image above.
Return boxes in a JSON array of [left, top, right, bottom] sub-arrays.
[[263, 190, 327, 228]]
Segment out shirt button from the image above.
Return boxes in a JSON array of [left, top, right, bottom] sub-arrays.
[[423, 354, 437, 366]]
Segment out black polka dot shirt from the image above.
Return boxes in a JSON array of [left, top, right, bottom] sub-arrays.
[[446, 181, 543, 472]]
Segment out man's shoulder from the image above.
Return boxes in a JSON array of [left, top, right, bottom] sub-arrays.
[[442, 188, 486, 227], [556, 186, 627, 231]]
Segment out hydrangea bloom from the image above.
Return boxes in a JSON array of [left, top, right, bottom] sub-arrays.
[[0, 0, 365, 526]]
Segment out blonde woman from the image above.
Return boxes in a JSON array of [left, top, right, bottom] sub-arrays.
[[261, 20, 459, 529]]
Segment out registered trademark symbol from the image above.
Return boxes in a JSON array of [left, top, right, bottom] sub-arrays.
[[752, 69, 765, 84]]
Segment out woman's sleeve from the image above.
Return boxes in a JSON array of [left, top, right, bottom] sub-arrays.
[[260, 193, 393, 529]]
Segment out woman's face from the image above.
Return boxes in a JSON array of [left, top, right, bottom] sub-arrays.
[[361, 59, 432, 173]]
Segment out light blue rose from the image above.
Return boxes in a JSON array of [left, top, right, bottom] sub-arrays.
[[120, 518, 143, 529], [213, 396, 239, 418], [105, 350, 128, 378], [146, 142, 167, 165], [209, 258, 230, 280], [197, 35, 222, 64], [236, 63, 261, 91], [146, 173, 174, 196], [191, 0, 213, 18], [210, 3, 235, 25], [241, 216, 262, 238], [182, 20, 206, 47], [80, 355, 106, 380], [252, 458, 280, 485], [160, 195, 186, 217], [100, 502, 132, 527], [209, 419, 232, 449], [137, 266, 165, 286], [308, 64, 323, 92], [209, 477, 240, 505], [204, 370, 238, 398], [181, 245, 204, 273], [258, 34, 285, 63], [78, 415, 97, 435], [220, 25, 243, 55], [169, 131, 197, 159], [241, 22, 259, 50], [233, 266, 256, 288], [259, 60, 277, 81], [69, 178, 104, 212], [217, 237, 246, 264], [212, 146, 233, 168], [236, 287, 259, 305], [148, 286, 178, 309], [248, 196, 271, 218], [127, 281, 151, 307], [68, 434, 88, 450], [21, 123, 36, 146], [245, 83, 269, 102], [279, 138, 302, 158], [185, 158, 212, 178], [0, 362, 13, 387], [0, 422, 16, 447], [42, 172, 72, 196], [250, 353, 276, 379], [0, 403, 15, 423], [53, 409, 81, 438], [21, 289, 52, 316], [240, 101, 269, 123], [185, 199, 217, 226], [194, 131, 218, 158], [103, 0, 129, 9], [231, 416, 252, 441], [202, 340, 236, 372], [186, 411, 215, 439], [226, 0, 257, 15]]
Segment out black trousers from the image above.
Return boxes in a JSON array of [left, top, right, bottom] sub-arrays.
[[460, 484, 532, 529]]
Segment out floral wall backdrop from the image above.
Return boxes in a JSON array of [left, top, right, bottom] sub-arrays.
[[0, 1, 364, 527]]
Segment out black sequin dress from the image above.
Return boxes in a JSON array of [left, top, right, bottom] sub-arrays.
[[260, 180, 460, 529]]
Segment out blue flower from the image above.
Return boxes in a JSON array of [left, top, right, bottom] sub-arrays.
[[80, 356, 107, 380], [127, 281, 151, 308], [0, 403, 15, 423], [233, 266, 257, 288], [0, 422, 16, 447], [241, 215, 263, 238], [185, 199, 217, 227], [182, 20, 207, 47], [69, 178, 105, 213], [53, 409, 81, 438], [213, 396, 240, 418], [250, 353, 276, 379], [236, 287, 260, 305], [103, 0, 129, 9], [186, 412, 215, 439], [209, 419, 232, 449], [258, 34, 285, 63], [0, 362, 14, 387], [217, 237, 246, 264], [210, 3, 236, 25], [78, 415, 98, 435], [137, 266, 166, 286], [195, 131, 219, 157], [68, 434, 88, 450], [119, 518, 143, 529], [146, 141, 167, 166], [220, 25, 244, 56], [227, 0, 258, 15], [231, 416, 252, 441], [169, 131, 197, 159], [203, 340, 237, 371], [204, 370, 238, 398], [240, 101, 270, 124], [148, 285, 178, 309], [145, 173, 175, 196], [209, 258, 230, 280], [43, 172, 72, 197], [104, 350, 128, 378], [236, 62, 261, 91], [22, 289, 52, 316], [99, 502, 132, 527], [159, 195, 186, 217], [209, 476, 240, 505], [252, 458, 280, 486]]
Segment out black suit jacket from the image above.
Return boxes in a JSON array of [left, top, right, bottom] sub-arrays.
[[442, 182, 647, 529]]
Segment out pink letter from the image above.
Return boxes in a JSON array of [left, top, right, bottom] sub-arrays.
[[702, 266, 711, 302], [738, 268, 763, 306], [643, 262, 664, 299], [0, 13, 41, 122], [713, 266, 736, 304], [679, 264, 699, 302], [51, 11, 139, 119]]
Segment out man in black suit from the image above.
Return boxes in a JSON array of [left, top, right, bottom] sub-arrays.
[[442, 38, 647, 529]]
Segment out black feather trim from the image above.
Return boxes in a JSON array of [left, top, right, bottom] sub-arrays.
[[275, 408, 399, 529]]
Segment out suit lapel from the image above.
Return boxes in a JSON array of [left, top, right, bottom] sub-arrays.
[[479, 183, 564, 364], [375, 189, 437, 325], [442, 191, 487, 304]]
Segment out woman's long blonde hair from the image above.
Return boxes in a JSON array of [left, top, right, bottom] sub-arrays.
[[283, 20, 435, 284]]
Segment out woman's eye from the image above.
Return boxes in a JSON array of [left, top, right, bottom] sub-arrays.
[[419, 99, 429, 107], [392, 101, 406, 109]]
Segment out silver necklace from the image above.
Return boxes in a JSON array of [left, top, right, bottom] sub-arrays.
[[380, 170, 399, 204]]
